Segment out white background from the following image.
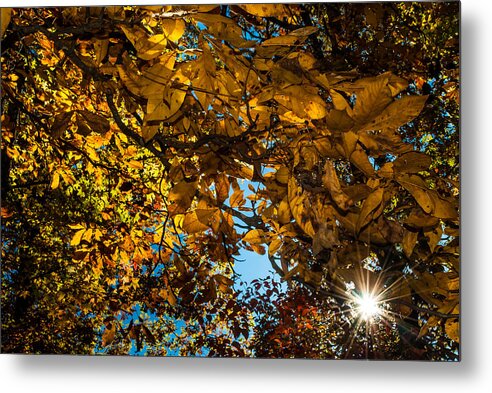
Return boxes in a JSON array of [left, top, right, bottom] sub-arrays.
[[1, 0, 490, 392]]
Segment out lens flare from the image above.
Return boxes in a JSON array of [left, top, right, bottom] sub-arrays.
[[356, 293, 380, 320]]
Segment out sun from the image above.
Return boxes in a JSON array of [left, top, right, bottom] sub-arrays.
[[356, 292, 380, 320]]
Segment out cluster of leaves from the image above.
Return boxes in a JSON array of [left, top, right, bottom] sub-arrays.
[[1, 3, 459, 359]]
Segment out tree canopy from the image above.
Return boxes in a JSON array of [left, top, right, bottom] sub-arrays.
[[1, 3, 459, 359]]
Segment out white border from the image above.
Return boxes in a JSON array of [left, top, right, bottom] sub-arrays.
[[2, 1, 491, 392]]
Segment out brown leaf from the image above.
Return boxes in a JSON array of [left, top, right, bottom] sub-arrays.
[[357, 95, 427, 133], [182, 209, 215, 234], [168, 181, 197, 215], [356, 188, 384, 233], [101, 322, 116, 347], [350, 145, 375, 177], [393, 151, 432, 174], [445, 318, 459, 343], [402, 229, 418, 258], [1, 8, 12, 38], [397, 174, 434, 214], [404, 209, 440, 229], [322, 161, 352, 210], [312, 223, 339, 256], [214, 174, 230, 204], [51, 111, 74, 138], [425, 226, 443, 253], [76, 110, 110, 135], [351, 73, 393, 127]]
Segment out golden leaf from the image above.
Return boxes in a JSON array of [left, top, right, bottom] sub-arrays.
[[445, 318, 459, 343], [182, 209, 216, 234], [161, 19, 186, 42], [239, 4, 290, 17], [322, 161, 352, 210], [214, 174, 230, 204], [356, 187, 384, 233], [425, 226, 443, 253], [393, 151, 432, 174], [350, 145, 375, 177], [168, 181, 197, 215], [351, 73, 393, 127], [357, 95, 427, 133], [120, 26, 167, 61], [51, 172, 60, 190], [1, 8, 11, 38], [70, 229, 85, 247], [277, 197, 292, 225], [268, 237, 283, 257], [243, 229, 267, 245], [82, 228, 93, 243], [397, 174, 434, 214], [101, 322, 116, 347], [275, 167, 289, 184], [402, 229, 418, 258], [229, 189, 245, 208]]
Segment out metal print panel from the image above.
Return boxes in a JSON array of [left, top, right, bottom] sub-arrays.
[[0, 2, 460, 360]]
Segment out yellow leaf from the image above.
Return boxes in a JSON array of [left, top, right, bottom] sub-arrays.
[[1, 8, 12, 38], [275, 167, 289, 184], [428, 192, 458, 220], [51, 172, 60, 190], [141, 124, 160, 142], [261, 35, 300, 47], [445, 318, 459, 343], [341, 131, 358, 158], [277, 197, 291, 225], [229, 189, 244, 208], [290, 26, 319, 37], [322, 161, 352, 210], [357, 95, 427, 133], [116, 63, 142, 96], [351, 73, 393, 127], [127, 160, 144, 170], [182, 209, 215, 234], [101, 323, 116, 347], [82, 228, 93, 243], [213, 274, 234, 287], [243, 229, 266, 245], [162, 19, 186, 42], [68, 223, 85, 230], [71, 229, 85, 247], [268, 238, 282, 257], [168, 181, 197, 215], [329, 89, 352, 112], [93, 38, 109, 66], [160, 288, 178, 306], [120, 26, 167, 60], [287, 177, 315, 237], [425, 226, 443, 253], [239, 4, 290, 17]]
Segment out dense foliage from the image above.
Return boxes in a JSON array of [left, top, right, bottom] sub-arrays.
[[1, 3, 459, 359]]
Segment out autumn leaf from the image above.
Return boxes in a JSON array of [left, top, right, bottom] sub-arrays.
[[243, 229, 267, 245], [70, 229, 86, 247], [1, 8, 11, 38], [356, 188, 384, 233]]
